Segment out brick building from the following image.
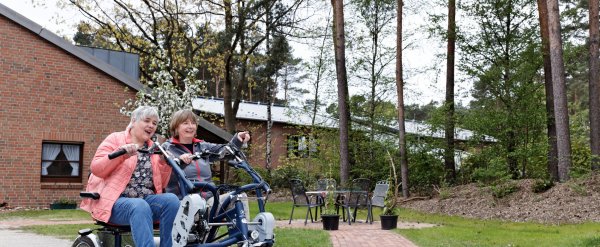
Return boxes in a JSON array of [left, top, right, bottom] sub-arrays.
[[0, 4, 143, 208]]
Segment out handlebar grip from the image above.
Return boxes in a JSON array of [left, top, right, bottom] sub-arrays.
[[108, 149, 127, 160], [227, 160, 239, 167]]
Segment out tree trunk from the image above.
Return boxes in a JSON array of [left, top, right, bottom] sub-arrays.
[[507, 130, 519, 178], [546, 0, 571, 182], [537, 0, 559, 181], [266, 4, 272, 173], [223, 0, 237, 134], [396, 0, 409, 198], [444, 0, 457, 184], [331, 0, 350, 185], [589, 0, 600, 171]]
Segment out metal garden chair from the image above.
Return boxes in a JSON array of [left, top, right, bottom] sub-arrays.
[[337, 178, 371, 225], [367, 180, 390, 224], [288, 179, 321, 225]]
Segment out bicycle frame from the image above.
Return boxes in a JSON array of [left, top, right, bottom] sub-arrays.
[[159, 143, 274, 247], [74, 143, 274, 247]]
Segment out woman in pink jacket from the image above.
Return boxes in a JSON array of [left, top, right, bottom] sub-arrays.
[[80, 106, 179, 247]]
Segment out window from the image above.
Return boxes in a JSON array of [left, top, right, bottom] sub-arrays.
[[41, 142, 83, 183], [287, 135, 318, 158]]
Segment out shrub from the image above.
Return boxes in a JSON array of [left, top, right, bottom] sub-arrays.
[[270, 163, 310, 190], [471, 166, 511, 186], [532, 179, 554, 193], [569, 182, 590, 196], [490, 180, 519, 198]]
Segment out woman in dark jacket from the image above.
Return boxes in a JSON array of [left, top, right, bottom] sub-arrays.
[[163, 109, 250, 216]]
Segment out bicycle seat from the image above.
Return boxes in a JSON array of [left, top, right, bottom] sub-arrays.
[[80, 192, 159, 230], [95, 220, 160, 231]]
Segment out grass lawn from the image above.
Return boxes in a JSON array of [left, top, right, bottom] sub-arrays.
[[394, 208, 600, 247], [1, 203, 331, 246], [6, 201, 600, 246], [20, 223, 331, 247]]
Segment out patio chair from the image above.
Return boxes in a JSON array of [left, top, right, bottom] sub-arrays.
[[367, 180, 390, 224], [337, 178, 371, 225], [288, 179, 321, 225]]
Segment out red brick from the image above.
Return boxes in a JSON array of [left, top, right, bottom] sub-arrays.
[[0, 14, 136, 207]]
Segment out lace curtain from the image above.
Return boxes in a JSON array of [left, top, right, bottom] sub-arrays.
[[62, 144, 80, 176], [41, 143, 61, 175]]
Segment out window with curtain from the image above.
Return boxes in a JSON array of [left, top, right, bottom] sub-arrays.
[[41, 141, 83, 183], [287, 135, 318, 158]]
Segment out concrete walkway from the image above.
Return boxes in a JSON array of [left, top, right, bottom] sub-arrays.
[[0, 218, 431, 246], [0, 227, 75, 247]]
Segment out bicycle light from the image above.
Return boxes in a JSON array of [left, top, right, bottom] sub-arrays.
[[250, 230, 260, 241]]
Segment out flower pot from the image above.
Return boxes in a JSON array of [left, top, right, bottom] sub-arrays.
[[321, 214, 340, 230], [380, 215, 398, 230], [50, 203, 77, 210]]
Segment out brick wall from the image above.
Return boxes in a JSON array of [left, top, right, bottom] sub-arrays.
[[203, 118, 307, 169], [0, 15, 137, 207]]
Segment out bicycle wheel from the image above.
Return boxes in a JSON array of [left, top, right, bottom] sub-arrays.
[[72, 235, 97, 247]]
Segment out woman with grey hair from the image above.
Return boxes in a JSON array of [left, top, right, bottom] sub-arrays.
[[80, 106, 179, 247]]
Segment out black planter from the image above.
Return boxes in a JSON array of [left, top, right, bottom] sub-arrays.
[[50, 203, 77, 210], [321, 214, 340, 231], [380, 215, 398, 230]]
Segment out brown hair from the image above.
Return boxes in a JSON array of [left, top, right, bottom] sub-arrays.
[[169, 109, 198, 138]]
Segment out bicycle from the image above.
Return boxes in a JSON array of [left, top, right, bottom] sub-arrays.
[[72, 140, 275, 247]]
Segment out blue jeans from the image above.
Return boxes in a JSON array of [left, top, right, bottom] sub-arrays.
[[109, 193, 179, 247]]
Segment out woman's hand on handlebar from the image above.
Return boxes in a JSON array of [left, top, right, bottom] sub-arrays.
[[178, 153, 195, 164], [237, 131, 251, 143], [108, 144, 139, 159], [120, 144, 139, 157]]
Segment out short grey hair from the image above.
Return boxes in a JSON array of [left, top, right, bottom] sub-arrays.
[[127, 106, 159, 129]]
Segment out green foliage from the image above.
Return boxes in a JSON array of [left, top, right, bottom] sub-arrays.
[[490, 180, 519, 199], [457, 0, 548, 181], [234, 166, 269, 187], [381, 151, 399, 216], [269, 163, 310, 190], [569, 182, 590, 196], [569, 107, 594, 179], [471, 166, 511, 186], [53, 197, 76, 204], [532, 179, 554, 193], [459, 147, 511, 185], [406, 145, 444, 196], [432, 177, 453, 200], [321, 182, 338, 215]]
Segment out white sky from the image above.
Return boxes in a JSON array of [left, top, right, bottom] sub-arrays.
[[0, 0, 471, 107]]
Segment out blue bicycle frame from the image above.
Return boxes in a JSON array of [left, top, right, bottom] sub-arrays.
[[165, 144, 273, 247]]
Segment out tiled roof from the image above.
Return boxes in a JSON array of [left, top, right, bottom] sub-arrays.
[[0, 3, 144, 91]]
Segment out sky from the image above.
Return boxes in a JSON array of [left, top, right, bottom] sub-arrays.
[[0, 0, 470, 107]]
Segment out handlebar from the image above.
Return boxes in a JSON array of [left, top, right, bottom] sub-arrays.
[[107, 146, 154, 160], [107, 148, 128, 159]]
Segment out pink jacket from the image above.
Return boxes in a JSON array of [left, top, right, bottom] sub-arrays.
[[80, 130, 172, 223]]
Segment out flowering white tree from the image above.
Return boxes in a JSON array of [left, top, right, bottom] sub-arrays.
[[120, 68, 206, 137]]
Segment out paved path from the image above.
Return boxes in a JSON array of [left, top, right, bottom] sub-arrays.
[[0, 227, 75, 247], [0, 218, 431, 246], [278, 219, 432, 247]]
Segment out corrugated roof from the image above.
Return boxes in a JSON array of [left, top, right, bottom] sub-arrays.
[[191, 97, 496, 142]]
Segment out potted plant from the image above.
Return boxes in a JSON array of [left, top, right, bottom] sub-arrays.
[[320, 181, 340, 230], [50, 197, 77, 210], [380, 151, 400, 230], [320, 163, 340, 230]]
